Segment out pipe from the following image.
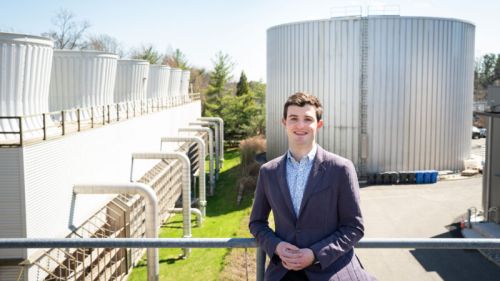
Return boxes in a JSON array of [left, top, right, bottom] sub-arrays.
[[179, 127, 215, 195], [160, 136, 207, 216], [169, 208, 202, 226], [73, 183, 159, 281], [189, 121, 220, 180], [131, 152, 193, 257], [198, 117, 224, 167]]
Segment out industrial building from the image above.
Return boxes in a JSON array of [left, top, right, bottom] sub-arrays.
[[0, 32, 222, 281]]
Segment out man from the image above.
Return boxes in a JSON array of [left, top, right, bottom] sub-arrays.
[[249, 93, 374, 281]]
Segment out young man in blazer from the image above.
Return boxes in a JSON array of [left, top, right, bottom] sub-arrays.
[[249, 93, 375, 281]]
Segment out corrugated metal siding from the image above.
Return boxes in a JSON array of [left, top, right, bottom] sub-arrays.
[[22, 101, 201, 258], [0, 149, 26, 260], [267, 16, 474, 174], [180, 70, 191, 96], [114, 60, 149, 103], [0, 33, 53, 140], [147, 65, 171, 99], [49, 50, 118, 112], [366, 17, 474, 173], [266, 18, 361, 161], [0, 266, 22, 281], [168, 69, 182, 97]]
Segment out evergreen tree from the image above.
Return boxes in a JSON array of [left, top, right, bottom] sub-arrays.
[[236, 71, 249, 96], [204, 52, 234, 117]]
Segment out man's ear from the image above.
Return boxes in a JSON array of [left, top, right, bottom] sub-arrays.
[[282, 118, 286, 126], [317, 119, 324, 129]]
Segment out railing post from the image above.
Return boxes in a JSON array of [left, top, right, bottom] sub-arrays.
[[77, 109, 81, 132], [61, 111, 65, 135], [18, 117, 23, 146], [91, 107, 94, 128], [102, 105, 106, 125], [256, 247, 266, 281], [107, 105, 111, 123], [116, 104, 120, 121], [42, 113, 47, 140]]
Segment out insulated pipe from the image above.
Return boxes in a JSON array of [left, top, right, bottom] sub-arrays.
[[130, 152, 192, 257], [189, 121, 220, 180], [169, 208, 202, 226], [198, 117, 224, 167], [160, 136, 207, 216], [179, 127, 215, 195], [73, 183, 159, 281]]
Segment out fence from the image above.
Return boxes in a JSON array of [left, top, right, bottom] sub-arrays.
[[1, 237, 499, 281]]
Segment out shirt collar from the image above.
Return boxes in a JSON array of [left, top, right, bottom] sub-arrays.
[[286, 144, 317, 164]]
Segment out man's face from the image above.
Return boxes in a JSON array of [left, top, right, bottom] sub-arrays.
[[282, 104, 323, 147]]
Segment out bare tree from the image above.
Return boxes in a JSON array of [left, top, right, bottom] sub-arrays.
[[163, 48, 189, 69], [86, 34, 124, 57], [42, 9, 90, 49]]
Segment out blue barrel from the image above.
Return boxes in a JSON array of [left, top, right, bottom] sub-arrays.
[[423, 171, 431, 184], [429, 170, 438, 183], [415, 171, 424, 184]]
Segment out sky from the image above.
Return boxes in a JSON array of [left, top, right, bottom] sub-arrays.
[[1, 0, 500, 82]]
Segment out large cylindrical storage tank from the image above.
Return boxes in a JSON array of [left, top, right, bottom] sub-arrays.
[[114, 59, 149, 103], [266, 16, 475, 175], [180, 70, 191, 96], [49, 50, 118, 118], [147, 65, 171, 99], [0, 32, 53, 141], [168, 68, 182, 97]]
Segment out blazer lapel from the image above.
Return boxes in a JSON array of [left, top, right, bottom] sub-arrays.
[[276, 154, 296, 219], [298, 146, 326, 219]]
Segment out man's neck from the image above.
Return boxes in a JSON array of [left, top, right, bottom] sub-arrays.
[[289, 143, 316, 162]]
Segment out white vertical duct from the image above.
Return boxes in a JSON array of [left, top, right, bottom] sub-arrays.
[[147, 65, 171, 99], [198, 117, 224, 167], [73, 183, 159, 281], [130, 152, 193, 257], [180, 70, 191, 96], [266, 16, 475, 174], [160, 136, 207, 216], [0, 32, 53, 141], [189, 121, 220, 179], [49, 50, 118, 119], [114, 59, 150, 103], [179, 127, 215, 195], [168, 68, 182, 97]]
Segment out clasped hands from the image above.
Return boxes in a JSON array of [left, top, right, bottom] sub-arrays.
[[275, 241, 316, 271]]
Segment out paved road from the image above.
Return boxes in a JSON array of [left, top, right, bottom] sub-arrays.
[[357, 176, 500, 281]]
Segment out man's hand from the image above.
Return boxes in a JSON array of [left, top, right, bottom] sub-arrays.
[[276, 242, 316, 271]]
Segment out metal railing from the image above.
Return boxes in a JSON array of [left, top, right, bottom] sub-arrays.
[[1, 237, 499, 281], [0, 94, 201, 147]]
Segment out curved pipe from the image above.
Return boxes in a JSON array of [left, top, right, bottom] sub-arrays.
[[73, 183, 159, 281], [169, 208, 202, 226], [189, 121, 220, 180], [198, 117, 224, 166], [179, 127, 215, 195], [131, 152, 192, 257], [160, 136, 207, 216]]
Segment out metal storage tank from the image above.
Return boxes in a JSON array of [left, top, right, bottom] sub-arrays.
[[48, 50, 118, 118], [114, 59, 149, 103], [180, 70, 191, 96], [266, 16, 475, 175], [147, 65, 171, 99], [168, 68, 182, 97], [0, 32, 53, 141]]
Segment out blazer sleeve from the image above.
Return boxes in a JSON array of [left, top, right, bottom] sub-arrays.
[[249, 167, 282, 260], [309, 160, 365, 269]]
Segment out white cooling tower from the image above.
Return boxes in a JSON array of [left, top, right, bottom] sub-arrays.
[[0, 32, 53, 141], [114, 59, 150, 103], [180, 70, 191, 96], [147, 65, 171, 99], [168, 68, 182, 97]]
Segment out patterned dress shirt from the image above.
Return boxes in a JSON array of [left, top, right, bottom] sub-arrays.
[[286, 145, 317, 217]]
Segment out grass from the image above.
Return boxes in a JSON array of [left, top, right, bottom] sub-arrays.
[[128, 148, 255, 281]]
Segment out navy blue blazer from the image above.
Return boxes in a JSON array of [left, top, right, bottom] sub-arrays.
[[249, 146, 375, 281]]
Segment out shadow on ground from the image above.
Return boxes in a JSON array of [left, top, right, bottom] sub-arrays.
[[410, 224, 500, 281]]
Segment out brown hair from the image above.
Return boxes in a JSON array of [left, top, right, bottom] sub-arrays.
[[283, 92, 323, 121]]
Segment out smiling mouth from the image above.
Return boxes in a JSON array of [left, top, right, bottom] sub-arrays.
[[294, 131, 308, 136]]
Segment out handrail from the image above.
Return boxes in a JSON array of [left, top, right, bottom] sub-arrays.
[[2, 237, 499, 281]]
